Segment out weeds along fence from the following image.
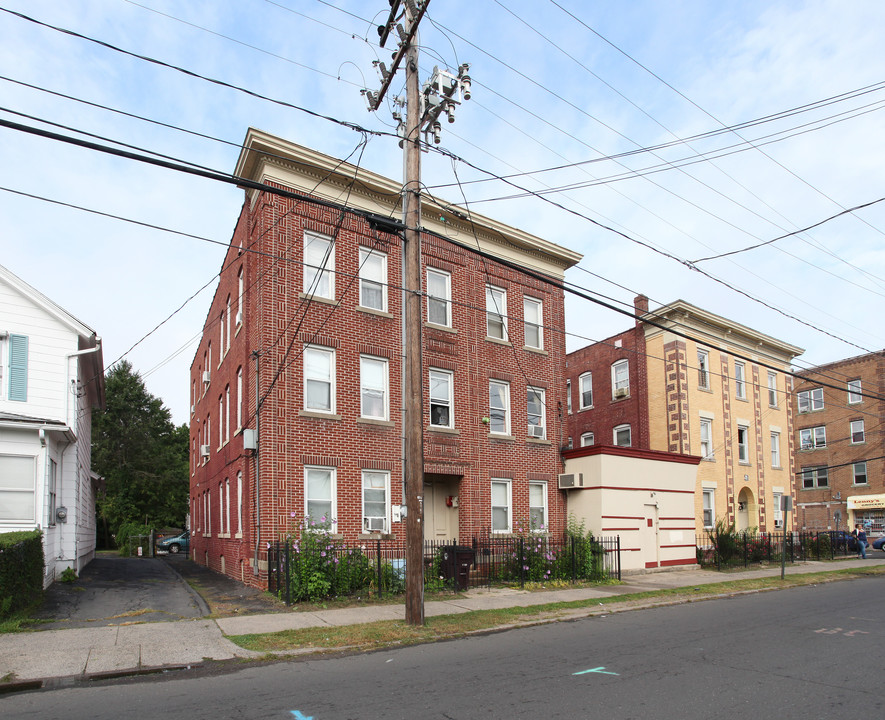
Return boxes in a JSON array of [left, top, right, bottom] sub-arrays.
[[696, 529, 860, 570], [268, 534, 621, 606]]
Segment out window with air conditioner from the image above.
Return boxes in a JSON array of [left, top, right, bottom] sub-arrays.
[[362, 470, 389, 533], [611, 359, 629, 399], [527, 386, 546, 439]]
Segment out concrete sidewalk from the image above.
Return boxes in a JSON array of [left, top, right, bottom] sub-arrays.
[[2, 556, 883, 688]]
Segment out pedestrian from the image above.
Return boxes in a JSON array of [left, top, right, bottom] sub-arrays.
[[854, 524, 867, 559]]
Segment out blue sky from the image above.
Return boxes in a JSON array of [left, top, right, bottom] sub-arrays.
[[2, 0, 884, 424]]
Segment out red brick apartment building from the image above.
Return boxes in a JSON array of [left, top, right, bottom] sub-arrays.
[[793, 352, 885, 534], [189, 129, 581, 586]]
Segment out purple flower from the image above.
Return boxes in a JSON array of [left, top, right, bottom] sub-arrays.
[[290, 512, 297, 518], [321, 551, 326, 557]]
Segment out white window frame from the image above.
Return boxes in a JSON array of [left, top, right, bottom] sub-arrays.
[[697, 349, 710, 389], [737, 425, 750, 463], [358, 247, 387, 311], [237, 267, 244, 326], [236, 471, 243, 537], [851, 419, 865, 444], [770, 431, 781, 468], [303, 231, 334, 299], [611, 359, 629, 399], [218, 395, 224, 448], [734, 361, 746, 400], [566, 379, 572, 414], [773, 492, 783, 528], [305, 466, 337, 528], [225, 295, 231, 351], [768, 372, 778, 407], [853, 462, 868, 485], [848, 379, 862, 404], [426, 268, 452, 327], [225, 384, 230, 443], [613, 424, 632, 447], [304, 346, 335, 414], [485, 285, 508, 340], [579, 372, 593, 409], [700, 418, 714, 460], [236, 367, 243, 431], [362, 470, 390, 533], [702, 488, 714, 529], [529, 481, 547, 532], [47, 459, 58, 526], [523, 296, 543, 349], [580, 432, 595, 447], [360, 355, 389, 420], [527, 386, 546, 439], [489, 380, 511, 435], [429, 369, 454, 429], [799, 426, 826, 450], [801, 466, 828, 489], [225, 478, 231, 536], [797, 387, 824, 413], [218, 481, 225, 536], [491, 479, 512, 534]]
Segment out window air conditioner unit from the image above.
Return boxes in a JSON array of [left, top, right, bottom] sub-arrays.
[[558, 473, 584, 489], [202, 370, 211, 384], [200, 444, 210, 458], [614, 387, 628, 398], [365, 517, 386, 532], [235, 311, 243, 326], [529, 425, 545, 438]]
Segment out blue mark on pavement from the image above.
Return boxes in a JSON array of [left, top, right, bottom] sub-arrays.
[[574, 667, 619, 676], [291, 712, 314, 719]]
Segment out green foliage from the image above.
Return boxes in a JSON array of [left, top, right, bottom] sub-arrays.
[[115, 521, 152, 556], [92, 361, 189, 542], [0, 530, 44, 619], [59, 567, 77, 583], [707, 517, 740, 565]]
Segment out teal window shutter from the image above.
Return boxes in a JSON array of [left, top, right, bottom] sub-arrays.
[[8, 334, 28, 401]]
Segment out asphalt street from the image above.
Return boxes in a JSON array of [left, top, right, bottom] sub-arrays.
[[6, 572, 883, 719]]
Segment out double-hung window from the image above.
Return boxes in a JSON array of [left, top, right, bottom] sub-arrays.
[[566, 380, 572, 414], [614, 424, 632, 447], [579, 372, 593, 409], [851, 419, 865, 444], [848, 379, 862, 404], [426, 268, 451, 327], [527, 387, 546, 439], [358, 247, 387, 311], [303, 231, 334, 299], [801, 466, 828, 489], [360, 356, 388, 420], [697, 349, 710, 389], [768, 372, 778, 407], [700, 418, 713, 460], [47, 459, 57, 525], [771, 431, 781, 467], [489, 380, 510, 435], [529, 482, 547, 531], [702, 489, 714, 529], [773, 493, 783, 528], [734, 361, 746, 400], [304, 346, 335, 413], [797, 388, 824, 413], [580, 432, 595, 447], [737, 425, 750, 463], [853, 462, 868, 485], [362, 470, 389, 533], [429, 369, 453, 428], [612, 359, 629, 398], [799, 426, 826, 450], [491, 479, 511, 533], [523, 297, 543, 349], [486, 285, 507, 340], [305, 466, 336, 527]]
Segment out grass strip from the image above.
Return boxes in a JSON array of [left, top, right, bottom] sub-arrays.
[[228, 566, 885, 653]]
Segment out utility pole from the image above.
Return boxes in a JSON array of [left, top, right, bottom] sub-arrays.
[[363, 0, 470, 625]]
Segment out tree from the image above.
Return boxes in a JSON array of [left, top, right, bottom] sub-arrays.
[[92, 361, 189, 544]]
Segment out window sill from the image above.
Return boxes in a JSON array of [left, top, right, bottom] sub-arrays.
[[357, 417, 395, 427], [524, 346, 547, 356], [356, 306, 394, 319], [698, 386, 713, 393], [578, 405, 594, 412], [489, 433, 515, 442], [527, 437, 551, 445], [611, 395, 630, 402], [235, 533, 243, 539], [298, 292, 338, 306], [852, 483, 869, 487], [424, 321, 456, 334], [702, 457, 716, 462], [485, 336, 512, 347], [298, 410, 342, 421], [428, 426, 460, 435], [359, 533, 395, 540]]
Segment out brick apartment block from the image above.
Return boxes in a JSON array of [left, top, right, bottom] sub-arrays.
[[793, 351, 885, 534], [188, 129, 581, 586]]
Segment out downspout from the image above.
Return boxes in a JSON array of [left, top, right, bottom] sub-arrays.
[[253, 350, 261, 575]]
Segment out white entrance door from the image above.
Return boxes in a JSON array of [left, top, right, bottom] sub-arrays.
[[641, 503, 660, 569], [423, 480, 459, 543]]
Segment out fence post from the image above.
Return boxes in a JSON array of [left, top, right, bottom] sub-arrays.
[[518, 537, 525, 588], [284, 541, 291, 606], [376, 539, 382, 599]]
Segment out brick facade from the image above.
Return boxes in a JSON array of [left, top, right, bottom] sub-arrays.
[[188, 130, 580, 587], [793, 352, 885, 533]]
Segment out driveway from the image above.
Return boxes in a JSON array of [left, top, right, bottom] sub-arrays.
[[34, 554, 208, 630]]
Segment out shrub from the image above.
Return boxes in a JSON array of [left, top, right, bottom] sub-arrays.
[[0, 530, 44, 619]]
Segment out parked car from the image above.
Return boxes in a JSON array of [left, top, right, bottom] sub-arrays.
[[157, 530, 190, 554], [872, 536, 885, 552]]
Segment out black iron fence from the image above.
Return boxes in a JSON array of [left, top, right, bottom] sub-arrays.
[[268, 534, 621, 606], [696, 529, 862, 570]]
